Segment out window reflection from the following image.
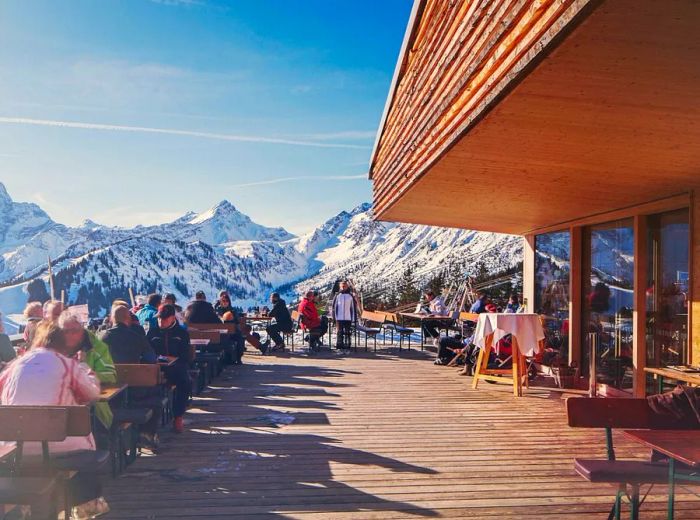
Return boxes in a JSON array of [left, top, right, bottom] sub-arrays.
[[646, 209, 689, 368], [535, 231, 570, 364]]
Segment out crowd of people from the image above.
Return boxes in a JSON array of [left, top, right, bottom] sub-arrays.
[[0, 287, 308, 519]]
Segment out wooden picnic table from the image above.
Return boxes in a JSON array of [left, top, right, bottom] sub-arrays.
[[245, 315, 273, 321], [190, 338, 211, 347], [398, 312, 452, 348], [644, 366, 700, 393], [99, 384, 128, 402], [623, 430, 700, 519]]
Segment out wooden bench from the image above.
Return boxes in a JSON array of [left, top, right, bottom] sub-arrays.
[[0, 406, 110, 519], [566, 397, 674, 519], [355, 311, 385, 352]]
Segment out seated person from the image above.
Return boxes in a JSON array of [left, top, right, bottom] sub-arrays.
[[193, 290, 245, 364], [22, 301, 43, 345], [100, 306, 161, 448], [435, 333, 469, 365], [421, 290, 451, 347], [136, 293, 161, 331], [298, 291, 323, 350], [0, 312, 17, 367], [163, 293, 185, 324], [505, 294, 521, 313], [469, 291, 489, 314], [185, 291, 222, 324], [0, 321, 109, 518], [262, 292, 293, 351], [100, 306, 157, 364], [58, 311, 117, 430], [147, 304, 192, 433]]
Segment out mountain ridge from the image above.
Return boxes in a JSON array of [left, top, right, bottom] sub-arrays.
[[0, 183, 521, 330]]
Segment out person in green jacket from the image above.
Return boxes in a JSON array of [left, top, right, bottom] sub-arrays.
[[58, 311, 117, 428]]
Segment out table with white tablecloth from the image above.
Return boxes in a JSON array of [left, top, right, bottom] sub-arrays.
[[472, 313, 545, 396]]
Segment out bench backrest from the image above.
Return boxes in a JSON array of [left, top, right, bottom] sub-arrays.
[[188, 330, 221, 343], [188, 322, 237, 334], [459, 312, 480, 322], [566, 397, 651, 429], [116, 363, 161, 386], [361, 311, 386, 325], [0, 406, 69, 441]]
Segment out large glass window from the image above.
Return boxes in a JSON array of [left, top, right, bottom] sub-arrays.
[[646, 209, 689, 368], [583, 219, 635, 392], [535, 231, 570, 364]]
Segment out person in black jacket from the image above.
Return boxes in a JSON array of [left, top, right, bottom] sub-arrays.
[[185, 291, 222, 325], [261, 293, 293, 351], [147, 304, 192, 433], [100, 306, 157, 364]]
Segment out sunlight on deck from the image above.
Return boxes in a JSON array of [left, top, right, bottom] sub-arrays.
[[103, 350, 700, 519]]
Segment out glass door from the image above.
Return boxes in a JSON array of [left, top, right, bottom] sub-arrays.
[[582, 219, 635, 392], [646, 209, 690, 368]]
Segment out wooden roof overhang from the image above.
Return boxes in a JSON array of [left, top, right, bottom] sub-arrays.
[[369, 0, 700, 235]]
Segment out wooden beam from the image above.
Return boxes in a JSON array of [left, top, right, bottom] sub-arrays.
[[633, 215, 648, 397], [522, 234, 535, 313], [569, 226, 582, 368], [691, 191, 700, 366]]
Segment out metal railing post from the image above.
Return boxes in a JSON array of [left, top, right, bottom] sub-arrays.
[[589, 332, 598, 397]]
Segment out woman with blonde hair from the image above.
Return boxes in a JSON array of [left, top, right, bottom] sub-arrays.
[[0, 320, 109, 517], [22, 301, 43, 345]]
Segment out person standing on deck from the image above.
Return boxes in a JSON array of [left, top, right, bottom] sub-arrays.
[[147, 304, 192, 433], [298, 290, 323, 351], [261, 292, 293, 352], [332, 281, 358, 350], [421, 290, 450, 347]]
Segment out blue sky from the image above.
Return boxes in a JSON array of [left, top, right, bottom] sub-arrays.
[[0, 0, 411, 234]]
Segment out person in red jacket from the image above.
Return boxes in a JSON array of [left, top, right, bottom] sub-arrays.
[[298, 291, 323, 350]]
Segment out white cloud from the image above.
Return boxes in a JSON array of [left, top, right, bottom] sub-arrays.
[[0, 117, 369, 150], [228, 174, 367, 188]]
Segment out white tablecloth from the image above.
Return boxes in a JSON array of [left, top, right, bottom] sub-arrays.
[[473, 313, 545, 356]]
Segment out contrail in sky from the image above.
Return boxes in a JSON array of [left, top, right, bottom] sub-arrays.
[[229, 174, 367, 188], [0, 117, 369, 150]]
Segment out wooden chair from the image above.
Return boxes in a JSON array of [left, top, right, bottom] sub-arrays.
[[288, 310, 302, 352], [566, 397, 673, 519], [355, 311, 384, 352], [382, 312, 413, 350]]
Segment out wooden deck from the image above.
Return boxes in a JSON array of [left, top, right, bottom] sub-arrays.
[[104, 349, 700, 519]]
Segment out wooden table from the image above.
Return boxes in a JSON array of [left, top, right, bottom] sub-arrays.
[[471, 313, 544, 397], [644, 366, 700, 394], [99, 384, 128, 402], [399, 312, 452, 349], [190, 339, 211, 347], [624, 430, 700, 519]]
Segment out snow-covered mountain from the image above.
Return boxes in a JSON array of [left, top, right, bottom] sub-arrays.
[[0, 182, 522, 330]]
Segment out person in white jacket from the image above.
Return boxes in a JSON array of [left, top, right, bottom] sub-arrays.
[[0, 320, 109, 518], [331, 280, 359, 350]]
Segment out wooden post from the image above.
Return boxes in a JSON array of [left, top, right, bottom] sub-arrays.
[[569, 226, 582, 368], [633, 215, 648, 397], [47, 256, 55, 301], [522, 234, 536, 313], [691, 191, 700, 366], [128, 288, 136, 308]]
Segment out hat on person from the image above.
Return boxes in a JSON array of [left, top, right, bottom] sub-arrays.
[[156, 304, 176, 319], [485, 303, 498, 313]]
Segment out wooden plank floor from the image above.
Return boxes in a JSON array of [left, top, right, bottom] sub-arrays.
[[104, 348, 700, 519]]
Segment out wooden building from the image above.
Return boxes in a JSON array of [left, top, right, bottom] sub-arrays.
[[370, 0, 700, 397]]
